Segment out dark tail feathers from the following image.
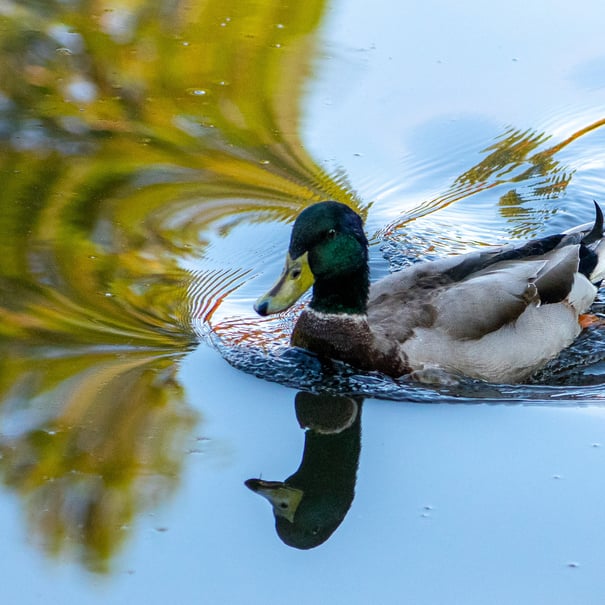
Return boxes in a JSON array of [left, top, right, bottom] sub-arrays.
[[582, 201, 604, 245]]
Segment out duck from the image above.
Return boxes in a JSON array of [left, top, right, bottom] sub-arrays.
[[254, 201, 605, 383]]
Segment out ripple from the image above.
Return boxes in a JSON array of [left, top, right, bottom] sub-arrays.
[[205, 310, 605, 405], [372, 118, 605, 242], [188, 267, 254, 334]]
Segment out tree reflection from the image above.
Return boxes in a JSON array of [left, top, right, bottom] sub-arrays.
[[0, 344, 196, 572], [384, 118, 605, 232], [246, 391, 362, 549], [0, 0, 361, 573], [0, 0, 362, 345]]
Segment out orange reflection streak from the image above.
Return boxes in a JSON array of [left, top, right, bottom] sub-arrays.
[[189, 268, 253, 324]]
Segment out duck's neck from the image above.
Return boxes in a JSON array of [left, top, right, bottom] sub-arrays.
[[309, 269, 369, 315]]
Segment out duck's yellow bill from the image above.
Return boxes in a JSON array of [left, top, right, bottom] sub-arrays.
[[254, 252, 314, 316]]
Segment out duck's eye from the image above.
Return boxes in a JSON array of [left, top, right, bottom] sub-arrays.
[[327, 228, 337, 239], [290, 268, 301, 279]]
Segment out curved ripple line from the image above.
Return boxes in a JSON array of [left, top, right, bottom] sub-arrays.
[[188, 267, 253, 336]]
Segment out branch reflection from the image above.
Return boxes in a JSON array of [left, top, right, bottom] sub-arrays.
[[383, 118, 605, 234]]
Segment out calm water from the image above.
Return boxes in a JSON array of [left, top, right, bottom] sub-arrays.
[[2, 0, 605, 603]]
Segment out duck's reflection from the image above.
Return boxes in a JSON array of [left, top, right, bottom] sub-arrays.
[[246, 391, 362, 549]]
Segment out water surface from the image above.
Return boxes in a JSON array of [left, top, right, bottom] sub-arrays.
[[2, 0, 605, 603]]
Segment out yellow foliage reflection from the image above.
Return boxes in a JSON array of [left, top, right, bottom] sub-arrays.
[[385, 117, 605, 231], [0, 0, 361, 345], [0, 345, 196, 572], [0, 0, 361, 571]]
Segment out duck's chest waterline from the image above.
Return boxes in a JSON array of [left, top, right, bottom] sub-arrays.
[[291, 309, 408, 377]]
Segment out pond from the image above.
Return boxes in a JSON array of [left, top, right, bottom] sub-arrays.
[[2, 0, 605, 603]]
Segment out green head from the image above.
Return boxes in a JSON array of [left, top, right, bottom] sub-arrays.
[[254, 201, 369, 316]]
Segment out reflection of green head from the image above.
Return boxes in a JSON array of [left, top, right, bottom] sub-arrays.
[[245, 392, 362, 550]]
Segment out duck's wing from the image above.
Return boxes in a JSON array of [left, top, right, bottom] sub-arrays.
[[430, 244, 584, 340], [369, 202, 605, 343], [369, 238, 594, 343], [439, 202, 605, 286]]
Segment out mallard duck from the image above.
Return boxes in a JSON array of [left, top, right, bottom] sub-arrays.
[[254, 201, 605, 383]]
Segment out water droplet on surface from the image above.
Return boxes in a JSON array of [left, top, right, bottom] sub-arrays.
[[187, 88, 207, 96]]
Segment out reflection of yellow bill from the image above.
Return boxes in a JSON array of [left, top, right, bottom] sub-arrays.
[[245, 479, 304, 523], [254, 252, 314, 315]]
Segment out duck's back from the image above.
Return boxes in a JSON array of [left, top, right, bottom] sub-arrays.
[[367, 232, 602, 382]]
